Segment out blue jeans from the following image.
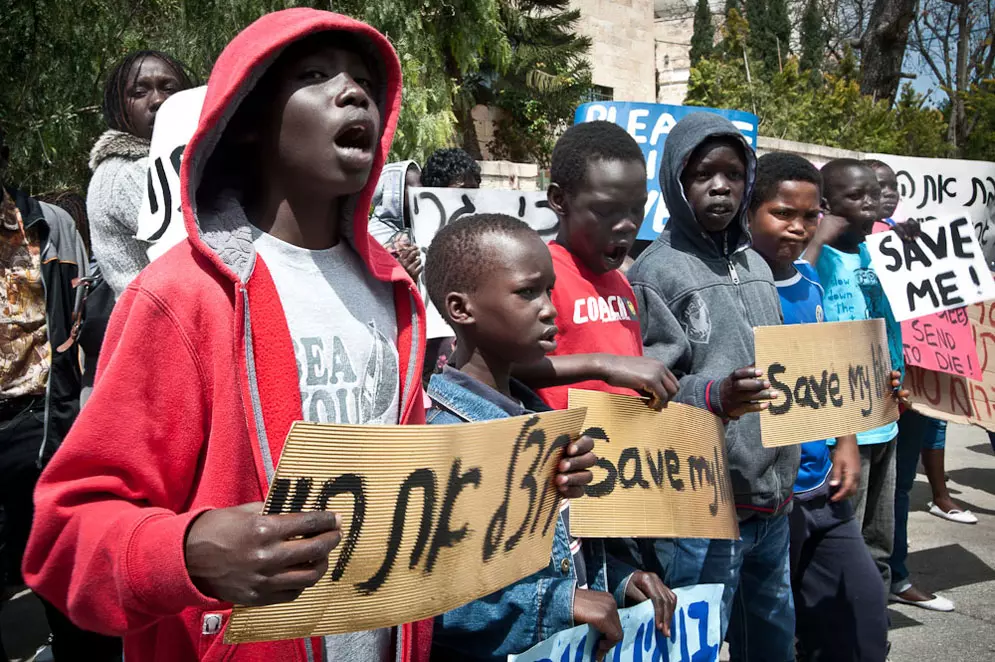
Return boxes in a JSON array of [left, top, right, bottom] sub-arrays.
[[666, 514, 794, 662], [889, 410, 946, 589]]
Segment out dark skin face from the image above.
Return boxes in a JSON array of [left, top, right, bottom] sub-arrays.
[[125, 56, 186, 140], [247, 38, 381, 250], [823, 165, 881, 248], [871, 163, 900, 219], [549, 158, 647, 274], [402, 164, 421, 223], [680, 139, 747, 233], [447, 232, 558, 396], [749, 180, 822, 280]]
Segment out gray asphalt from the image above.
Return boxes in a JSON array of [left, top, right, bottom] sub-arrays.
[[2, 424, 993, 661], [886, 423, 995, 661]]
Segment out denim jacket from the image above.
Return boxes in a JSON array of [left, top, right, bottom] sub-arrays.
[[426, 367, 633, 660]]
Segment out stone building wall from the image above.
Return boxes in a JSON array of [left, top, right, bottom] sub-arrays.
[[570, 0, 657, 103]]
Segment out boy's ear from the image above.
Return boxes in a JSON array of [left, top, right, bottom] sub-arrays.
[[445, 291, 475, 328], [820, 196, 830, 212], [547, 183, 568, 218]]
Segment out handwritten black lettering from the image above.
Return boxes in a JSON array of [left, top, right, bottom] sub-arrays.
[[618, 447, 650, 489], [315, 473, 367, 584], [357, 469, 430, 593], [425, 459, 481, 573], [665, 449, 684, 491]]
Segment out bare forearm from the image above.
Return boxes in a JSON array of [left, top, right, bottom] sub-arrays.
[[513, 354, 608, 389]]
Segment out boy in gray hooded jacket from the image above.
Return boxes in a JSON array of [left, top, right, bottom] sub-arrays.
[[627, 113, 800, 662]]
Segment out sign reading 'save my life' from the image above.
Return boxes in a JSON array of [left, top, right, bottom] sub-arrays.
[[865, 216, 995, 322], [574, 102, 759, 241]]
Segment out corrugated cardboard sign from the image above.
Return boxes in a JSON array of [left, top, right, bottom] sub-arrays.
[[906, 300, 995, 431], [754, 319, 899, 447], [566, 390, 738, 541], [226, 409, 587, 643]]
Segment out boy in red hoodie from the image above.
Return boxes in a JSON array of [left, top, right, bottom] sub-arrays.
[[24, 10, 433, 662]]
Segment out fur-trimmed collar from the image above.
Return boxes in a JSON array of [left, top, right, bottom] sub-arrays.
[[89, 129, 150, 171]]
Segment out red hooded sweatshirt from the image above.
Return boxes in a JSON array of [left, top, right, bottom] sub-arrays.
[[23, 9, 431, 662]]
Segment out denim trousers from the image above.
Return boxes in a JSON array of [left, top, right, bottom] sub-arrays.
[[889, 410, 946, 590], [848, 438, 896, 599], [790, 482, 889, 662], [665, 514, 794, 662]]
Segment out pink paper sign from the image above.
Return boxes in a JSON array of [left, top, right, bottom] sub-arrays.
[[902, 308, 983, 380]]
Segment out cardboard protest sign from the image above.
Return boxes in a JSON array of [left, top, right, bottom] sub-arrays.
[[566, 390, 738, 540], [754, 320, 899, 447], [902, 308, 982, 380], [225, 409, 587, 643], [575, 102, 759, 241], [408, 186, 558, 338], [137, 86, 206, 260], [865, 152, 995, 265], [865, 216, 995, 321], [906, 301, 995, 432], [508, 584, 722, 662]]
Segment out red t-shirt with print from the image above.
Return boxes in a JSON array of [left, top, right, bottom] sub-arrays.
[[536, 241, 643, 410]]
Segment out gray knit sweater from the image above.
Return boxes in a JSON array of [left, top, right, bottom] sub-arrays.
[[86, 130, 152, 298]]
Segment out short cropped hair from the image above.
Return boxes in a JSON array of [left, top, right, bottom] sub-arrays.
[[420, 148, 481, 187], [821, 158, 873, 192], [751, 152, 823, 211], [863, 159, 894, 174], [425, 213, 538, 321], [550, 121, 644, 195]]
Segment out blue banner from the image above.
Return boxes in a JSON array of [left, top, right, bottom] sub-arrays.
[[508, 584, 722, 662], [574, 103, 759, 241]]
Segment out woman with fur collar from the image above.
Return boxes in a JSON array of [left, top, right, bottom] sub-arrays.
[[87, 50, 194, 298]]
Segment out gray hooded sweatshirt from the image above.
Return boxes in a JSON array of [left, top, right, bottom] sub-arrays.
[[627, 112, 799, 517]]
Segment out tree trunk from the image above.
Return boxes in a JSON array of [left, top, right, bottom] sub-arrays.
[[858, 0, 916, 104], [952, 0, 969, 155]]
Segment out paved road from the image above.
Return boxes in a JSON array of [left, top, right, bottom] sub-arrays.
[[3, 424, 994, 661]]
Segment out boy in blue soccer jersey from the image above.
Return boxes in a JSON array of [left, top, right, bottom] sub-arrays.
[[749, 153, 894, 662]]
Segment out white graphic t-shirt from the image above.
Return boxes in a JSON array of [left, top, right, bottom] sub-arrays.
[[252, 227, 398, 661]]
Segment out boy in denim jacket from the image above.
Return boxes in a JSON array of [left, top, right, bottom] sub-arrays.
[[424, 213, 675, 660]]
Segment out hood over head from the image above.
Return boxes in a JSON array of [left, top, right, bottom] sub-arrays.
[[371, 159, 420, 227], [179, 8, 403, 285], [658, 112, 756, 257]]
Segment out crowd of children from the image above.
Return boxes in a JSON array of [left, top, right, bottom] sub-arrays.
[[0, 7, 977, 662]]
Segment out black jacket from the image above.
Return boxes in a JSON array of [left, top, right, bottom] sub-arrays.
[[8, 186, 87, 462]]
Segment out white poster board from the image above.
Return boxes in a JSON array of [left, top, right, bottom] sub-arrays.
[[508, 584, 722, 662], [408, 186, 559, 339], [137, 86, 206, 260], [866, 152, 995, 266], [866, 216, 995, 321]]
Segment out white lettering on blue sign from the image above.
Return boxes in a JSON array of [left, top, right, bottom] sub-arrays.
[[508, 584, 722, 662]]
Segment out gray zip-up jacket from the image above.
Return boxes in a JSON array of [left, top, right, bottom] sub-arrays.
[[627, 112, 799, 517]]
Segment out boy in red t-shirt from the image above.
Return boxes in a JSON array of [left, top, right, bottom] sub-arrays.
[[527, 121, 677, 410]]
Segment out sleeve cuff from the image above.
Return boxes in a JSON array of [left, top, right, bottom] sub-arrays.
[[538, 578, 578, 641], [125, 508, 220, 616], [705, 379, 724, 415]]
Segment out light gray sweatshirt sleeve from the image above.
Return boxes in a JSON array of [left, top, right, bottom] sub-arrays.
[[633, 281, 726, 416], [87, 157, 151, 299]]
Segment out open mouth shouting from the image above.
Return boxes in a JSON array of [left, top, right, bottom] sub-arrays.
[[602, 241, 631, 270], [333, 117, 376, 169]]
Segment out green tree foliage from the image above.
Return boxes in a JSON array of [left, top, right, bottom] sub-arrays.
[[765, 0, 791, 71], [686, 46, 949, 156], [798, 0, 824, 75], [483, 0, 593, 166], [0, 0, 509, 195], [690, 0, 715, 67]]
